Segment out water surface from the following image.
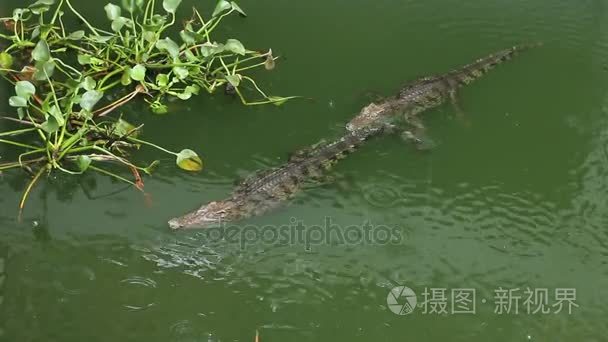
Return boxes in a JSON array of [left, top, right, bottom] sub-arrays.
[[1, 0, 607, 341]]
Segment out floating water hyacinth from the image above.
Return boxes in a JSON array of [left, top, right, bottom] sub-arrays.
[[0, 0, 295, 212]]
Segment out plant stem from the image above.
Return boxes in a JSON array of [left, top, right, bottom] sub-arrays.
[[65, 0, 101, 36], [0, 127, 38, 137], [50, 0, 65, 25], [127, 136, 176, 155], [97, 67, 124, 89], [0, 139, 40, 149], [235, 58, 278, 73], [94, 85, 145, 116], [19, 165, 47, 210], [54, 57, 82, 77], [92, 145, 138, 169], [242, 75, 269, 98], [89, 165, 137, 187]]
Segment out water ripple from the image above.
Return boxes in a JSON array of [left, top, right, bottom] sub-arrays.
[[169, 319, 194, 336], [121, 276, 157, 288]]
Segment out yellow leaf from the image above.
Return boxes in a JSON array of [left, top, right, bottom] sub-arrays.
[[176, 149, 203, 171]]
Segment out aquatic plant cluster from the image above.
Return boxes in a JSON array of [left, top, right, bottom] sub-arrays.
[[0, 0, 291, 211]]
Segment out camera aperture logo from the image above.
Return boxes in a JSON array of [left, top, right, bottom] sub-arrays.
[[387, 286, 417, 315]]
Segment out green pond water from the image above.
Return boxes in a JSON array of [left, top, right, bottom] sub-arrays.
[[1, 0, 608, 340]]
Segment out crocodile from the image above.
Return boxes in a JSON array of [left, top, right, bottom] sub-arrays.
[[345, 44, 540, 144], [168, 126, 382, 229]]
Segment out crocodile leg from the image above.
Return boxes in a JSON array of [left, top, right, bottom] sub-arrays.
[[381, 122, 399, 134], [449, 89, 472, 127], [449, 89, 463, 114], [402, 114, 436, 150]]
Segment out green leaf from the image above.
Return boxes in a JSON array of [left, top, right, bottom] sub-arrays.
[[179, 30, 196, 45], [150, 101, 168, 114], [41, 94, 52, 113], [41, 116, 59, 133], [89, 35, 113, 43], [175, 85, 200, 100], [29, 5, 50, 15], [111, 17, 129, 32], [143, 14, 167, 31], [38, 23, 55, 40], [162, 0, 182, 14], [225, 74, 241, 87], [225, 38, 245, 55], [67, 30, 85, 40], [31, 27, 41, 40], [15, 81, 35, 100], [80, 90, 103, 111], [183, 49, 198, 62], [12, 8, 30, 21], [212, 0, 231, 17], [188, 85, 200, 95], [32, 39, 50, 62], [176, 149, 203, 171], [121, 0, 144, 13], [9, 96, 27, 107], [32, 60, 55, 80], [65, 78, 80, 89], [104, 3, 121, 20], [29, 0, 54, 14], [121, 68, 132, 85], [143, 30, 156, 43], [200, 42, 224, 57], [81, 76, 96, 91], [114, 118, 139, 137], [130, 64, 146, 81], [76, 155, 92, 172], [156, 37, 180, 60], [77, 54, 104, 66], [156, 73, 169, 87], [77, 54, 91, 65], [175, 92, 192, 100], [230, 1, 247, 16], [0, 52, 13, 70], [47, 104, 65, 126], [200, 43, 214, 57], [172, 66, 188, 79]]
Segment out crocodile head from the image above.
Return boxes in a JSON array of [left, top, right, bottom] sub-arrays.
[[168, 200, 237, 229], [346, 102, 391, 132]]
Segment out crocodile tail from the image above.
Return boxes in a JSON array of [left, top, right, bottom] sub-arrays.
[[318, 136, 357, 162], [316, 129, 373, 163], [449, 43, 541, 86], [299, 128, 378, 177]]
